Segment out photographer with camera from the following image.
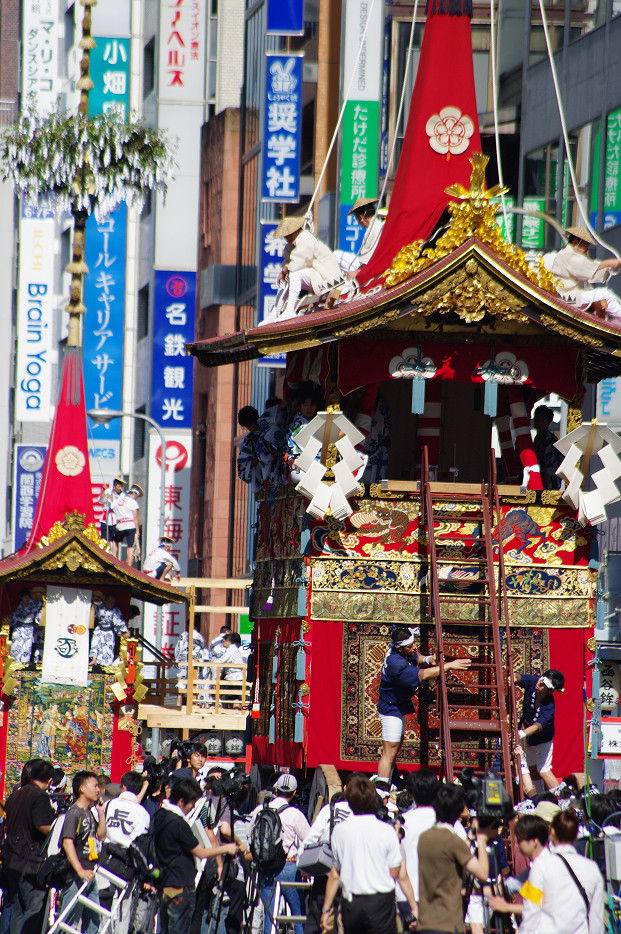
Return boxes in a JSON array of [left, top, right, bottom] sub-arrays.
[[416, 783, 498, 934], [152, 777, 239, 934], [376, 626, 472, 784]]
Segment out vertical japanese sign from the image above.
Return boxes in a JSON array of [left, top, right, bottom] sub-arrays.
[[159, 0, 206, 101], [267, 0, 304, 35], [521, 197, 546, 249], [84, 38, 130, 473], [21, 0, 60, 111], [143, 431, 192, 663], [258, 222, 286, 366], [15, 209, 56, 423], [89, 37, 130, 117], [338, 0, 383, 251], [83, 205, 127, 471], [492, 197, 515, 244], [151, 271, 196, 430], [591, 108, 621, 231], [262, 53, 304, 204], [13, 445, 46, 552], [597, 378, 621, 428]]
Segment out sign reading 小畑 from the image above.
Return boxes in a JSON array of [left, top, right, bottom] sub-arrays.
[[89, 37, 130, 117], [262, 53, 303, 204]]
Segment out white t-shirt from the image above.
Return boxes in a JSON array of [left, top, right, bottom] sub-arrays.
[[401, 805, 436, 900], [519, 843, 604, 934], [218, 644, 245, 680], [248, 796, 310, 860], [105, 791, 150, 846], [113, 494, 139, 531], [296, 800, 352, 868], [331, 813, 402, 898], [143, 546, 180, 576]]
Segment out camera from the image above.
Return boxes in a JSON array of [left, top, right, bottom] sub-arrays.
[[460, 769, 515, 827], [205, 768, 249, 810], [142, 755, 169, 795]]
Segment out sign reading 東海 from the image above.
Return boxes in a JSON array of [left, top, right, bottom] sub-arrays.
[[262, 53, 304, 204], [142, 430, 192, 667], [151, 271, 196, 430], [338, 0, 383, 251]]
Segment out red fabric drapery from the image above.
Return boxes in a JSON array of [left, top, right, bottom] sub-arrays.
[[359, 1, 481, 287], [25, 348, 95, 549]]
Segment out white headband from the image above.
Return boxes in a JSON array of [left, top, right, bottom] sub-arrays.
[[395, 634, 415, 647], [541, 676, 555, 691]]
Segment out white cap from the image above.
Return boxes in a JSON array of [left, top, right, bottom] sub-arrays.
[[274, 773, 297, 793]]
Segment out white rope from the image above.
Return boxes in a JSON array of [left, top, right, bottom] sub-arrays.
[[306, 0, 379, 222], [538, 0, 620, 260], [376, 0, 420, 211], [489, 0, 510, 239]]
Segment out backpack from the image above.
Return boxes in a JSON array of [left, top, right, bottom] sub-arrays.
[[249, 801, 291, 875], [128, 818, 167, 885]]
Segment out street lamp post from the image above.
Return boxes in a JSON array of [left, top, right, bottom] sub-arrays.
[[87, 407, 168, 757]]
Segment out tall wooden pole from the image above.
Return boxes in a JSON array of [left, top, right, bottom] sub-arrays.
[[66, 0, 97, 348]]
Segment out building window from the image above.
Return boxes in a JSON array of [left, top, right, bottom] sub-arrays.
[[141, 189, 152, 219], [137, 284, 150, 340], [133, 405, 146, 461], [143, 38, 155, 98]]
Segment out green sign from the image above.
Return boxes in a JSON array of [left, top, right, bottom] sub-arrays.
[[591, 108, 621, 229], [491, 197, 516, 243], [521, 197, 546, 249], [340, 100, 380, 204], [89, 37, 130, 118]]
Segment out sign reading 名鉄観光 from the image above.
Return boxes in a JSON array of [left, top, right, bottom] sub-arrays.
[[263, 53, 303, 204], [151, 271, 196, 430], [338, 0, 383, 252], [13, 445, 47, 552]]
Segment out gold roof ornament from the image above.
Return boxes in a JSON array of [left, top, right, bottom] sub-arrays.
[[37, 511, 107, 550], [385, 153, 560, 295]]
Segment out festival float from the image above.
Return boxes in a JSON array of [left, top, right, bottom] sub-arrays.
[[187, 0, 621, 795], [0, 348, 188, 795]]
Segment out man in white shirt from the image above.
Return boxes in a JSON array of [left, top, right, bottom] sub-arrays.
[[488, 809, 603, 934], [334, 197, 385, 282], [112, 485, 143, 566], [248, 773, 310, 934], [99, 477, 125, 555], [142, 535, 181, 581], [297, 792, 353, 934], [320, 775, 408, 934], [550, 227, 621, 320], [401, 769, 440, 902]]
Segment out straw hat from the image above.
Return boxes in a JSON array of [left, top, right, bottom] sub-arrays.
[[128, 484, 144, 497], [565, 226, 596, 246], [533, 800, 561, 824], [113, 477, 126, 486], [348, 196, 379, 215], [159, 535, 174, 545], [274, 216, 305, 239]]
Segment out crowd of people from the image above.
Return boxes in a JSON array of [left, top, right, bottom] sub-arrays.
[[0, 747, 616, 934]]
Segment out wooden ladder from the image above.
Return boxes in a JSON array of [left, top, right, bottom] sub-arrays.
[[420, 448, 518, 795]]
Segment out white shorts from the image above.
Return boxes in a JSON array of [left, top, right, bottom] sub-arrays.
[[379, 713, 405, 742], [525, 739, 554, 774], [465, 893, 484, 925]]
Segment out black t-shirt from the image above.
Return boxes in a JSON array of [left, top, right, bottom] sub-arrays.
[[62, 804, 99, 869], [4, 783, 55, 875], [152, 807, 200, 889]]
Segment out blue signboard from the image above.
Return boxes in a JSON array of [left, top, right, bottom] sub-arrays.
[[84, 204, 127, 452], [262, 53, 303, 204], [338, 205, 366, 258], [151, 270, 196, 428], [14, 444, 46, 551], [258, 222, 286, 367], [267, 0, 304, 35]]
